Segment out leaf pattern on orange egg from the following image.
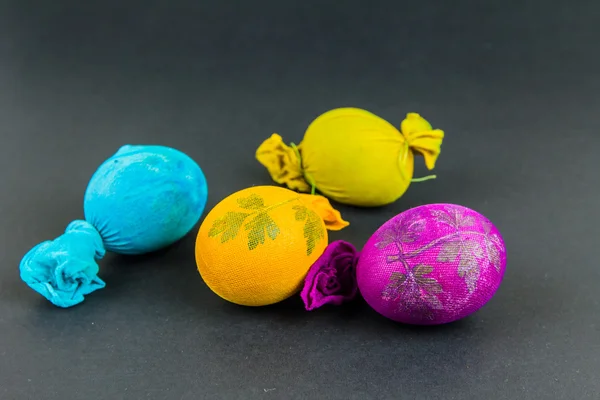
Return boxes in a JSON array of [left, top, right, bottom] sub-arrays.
[[208, 211, 251, 243], [293, 205, 325, 256], [208, 193, 325, 254]]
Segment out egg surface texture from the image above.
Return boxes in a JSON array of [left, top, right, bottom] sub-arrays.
[[357, 204, 506, 325], [83, 144, 208, 255], [195, 186, 348, 306]]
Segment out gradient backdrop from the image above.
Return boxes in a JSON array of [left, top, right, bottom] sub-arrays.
[[1, 1, 598, 399]]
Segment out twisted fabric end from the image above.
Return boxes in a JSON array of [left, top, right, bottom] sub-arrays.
[[255, 133, 312, 193], [19, 220, 107, 308], [301, 240, 360, 311], [400, 113, 445, 170], [298, 194, 349, 231]]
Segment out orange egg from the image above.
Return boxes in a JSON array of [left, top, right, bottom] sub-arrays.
[[195, 186, 348, 306]]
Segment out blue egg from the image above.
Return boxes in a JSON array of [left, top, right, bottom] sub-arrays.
[[84, 145, 208, 254], [19, 144, 208, 308]]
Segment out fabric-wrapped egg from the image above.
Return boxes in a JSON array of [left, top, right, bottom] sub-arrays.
[[255, 107, 445, 207], [19, 145, 208, 308], [195, 186, 348, 307], [300, 204, 506, 325]]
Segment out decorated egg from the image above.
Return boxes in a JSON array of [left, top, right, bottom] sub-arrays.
[[195, 186, 348, 306], [356, 204, 507, 324], [299, 203, 506, 325]]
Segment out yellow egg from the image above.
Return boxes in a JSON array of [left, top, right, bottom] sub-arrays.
[[256, 108, 444, 207], [195, 186, 348, 306]]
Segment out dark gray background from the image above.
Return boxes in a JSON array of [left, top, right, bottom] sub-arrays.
[[1, 1, 598, 399]]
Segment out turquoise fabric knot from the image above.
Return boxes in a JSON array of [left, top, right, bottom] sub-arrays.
[[19, 220, 106, 308]]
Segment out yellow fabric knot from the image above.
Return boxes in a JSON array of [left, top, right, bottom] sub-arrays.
[[255, 133, 311, 193], [400, 112, 445, 171]]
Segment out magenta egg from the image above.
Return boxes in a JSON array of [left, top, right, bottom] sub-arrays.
[[356, 204, 507, 325]]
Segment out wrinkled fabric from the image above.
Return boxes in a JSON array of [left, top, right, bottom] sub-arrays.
[[256, 108, 444, 207], [357, 204, 507, 325], [20, 144, 208, 307], [301, 240, 360, 311], [19, 220, 106, 308]]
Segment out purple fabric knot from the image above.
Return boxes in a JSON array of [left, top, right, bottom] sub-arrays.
[[301, 240, 360, 311]]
